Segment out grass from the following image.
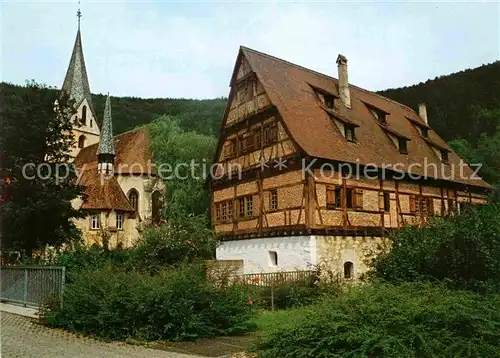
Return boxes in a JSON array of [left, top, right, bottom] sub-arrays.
[[250, 308, 309, 335]]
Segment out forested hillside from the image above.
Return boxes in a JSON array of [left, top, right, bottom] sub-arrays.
[[378, 61, 500, 143], [0, 82, 226, 137], [3, 60, 498, 142]]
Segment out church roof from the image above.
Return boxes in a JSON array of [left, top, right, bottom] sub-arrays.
[[77, 167, 134, 212], [62, 29, 97, 121], [75, 126, 154, 175], [97, 95, 115, 155], [233, 46, 492, 189]]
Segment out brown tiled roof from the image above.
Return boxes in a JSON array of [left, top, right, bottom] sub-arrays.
[[238, 47, 492, 189], [77, 167, 134, 212], [75, 126, 154, 175]]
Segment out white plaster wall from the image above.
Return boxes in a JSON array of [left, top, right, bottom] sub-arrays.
[[216, 235, 317, 274]]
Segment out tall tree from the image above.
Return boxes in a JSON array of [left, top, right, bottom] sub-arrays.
[[0, 81, 84, 257], [149, 115, 217, 219], [449, 108, 500, 188]]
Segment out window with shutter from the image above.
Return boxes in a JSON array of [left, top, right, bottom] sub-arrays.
[[355, 189, 363, 210], [326, 187, 335, 209]]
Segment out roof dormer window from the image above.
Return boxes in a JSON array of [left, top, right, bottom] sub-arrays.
[[370, 108, 387, 124], [363, 102, 389, 124], [324, 94, 335, 109], [345, 124, 356, 143], [398, 137, 408, 154], [440, 149, 449, 164], [419, 126, 429, 138], [311, 85, 337, 110]]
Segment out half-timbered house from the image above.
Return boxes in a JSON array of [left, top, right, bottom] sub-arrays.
[[210, 47, 492, 276]]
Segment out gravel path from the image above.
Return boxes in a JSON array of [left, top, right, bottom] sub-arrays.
[[0, 312, 202, 358]]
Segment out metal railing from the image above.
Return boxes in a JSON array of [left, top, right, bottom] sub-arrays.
[[238, 270, 318, 286], [0, 266, 65, 307]]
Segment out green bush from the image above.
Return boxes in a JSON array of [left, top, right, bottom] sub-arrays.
[[53, 245, 133, 280], [132, 217, 219, 274], [44, 263, 255, 341], [251, 279, 320, 310], [255, 283, 500, 358], [370, 202, 500, 292]]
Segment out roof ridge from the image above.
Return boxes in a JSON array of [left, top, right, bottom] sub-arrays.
[[240, 46, 420, 116], [241, 46, 336, 82]]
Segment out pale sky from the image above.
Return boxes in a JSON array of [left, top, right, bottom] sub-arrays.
[[2, 1, 499, 99]]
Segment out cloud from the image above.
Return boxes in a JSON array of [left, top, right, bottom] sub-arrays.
[[2, 1, 499, 99]]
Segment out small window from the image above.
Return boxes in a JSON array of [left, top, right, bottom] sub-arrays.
[[78, 135, 86, 149], [225, 138, 237, 159], [215, 200, 233, 223], [215, 203, 222, 222], [383, 192, 391, 212], [345, 125, 356, 143], [419, 126, 429, 137], [82, 105, 87, 126], [237, 87, 246, 104], [441, 150, 449, 164], [410, 195, 433, 215], [90, 119, 93, 128], [269, 251, 278, 266], [269, 190, 278, 211], [335, 186, 342, 208], [344, 261, 354, 279], [370, 108, 387, 124], [326, 186, 342, 209], [346, 188, 354, 209], [263, 123, 278, 146], [398, 137, 408, 154], [90, 214, 100, 230], [324, 94, 335, 109], [245, 83, 254, 101], [246, 196, 253, 217], [116, 212, 124, 230], [239, 133, 255, 154], [128, 189, 139, 212], [238, 196, 253, 218]]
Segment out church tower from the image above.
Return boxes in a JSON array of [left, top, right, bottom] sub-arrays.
[[62, 8, 100, 158], [97, 95, 115, 175]]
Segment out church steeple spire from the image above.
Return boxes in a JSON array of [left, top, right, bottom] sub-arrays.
[[61, 6, 96, 120], [97, 94, 115, 175]]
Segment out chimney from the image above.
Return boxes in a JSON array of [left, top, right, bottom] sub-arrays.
[[336, 54, 351, 109], [418, 103, 428, 125]]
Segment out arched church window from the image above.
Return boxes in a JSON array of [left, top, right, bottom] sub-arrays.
[[152, 190, 162, 224], [343, 261, 354, 279], [128, 189, 139, 212], [82, 105, 87, 126], [78, 135, 86, 148]]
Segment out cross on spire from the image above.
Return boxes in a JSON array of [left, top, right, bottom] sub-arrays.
[[77, 3, 82, 30]]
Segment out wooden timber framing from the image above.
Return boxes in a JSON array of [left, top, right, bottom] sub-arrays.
[[209, 49, 491, 241], [211, 156, 489, 239]]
